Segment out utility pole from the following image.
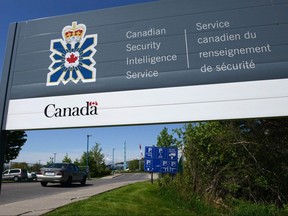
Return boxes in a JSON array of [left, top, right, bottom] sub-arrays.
[[139, 144, 143, 171], [86, 135, 92, 177], [124, 141, 127, 171], [112, 148, 115, 174]]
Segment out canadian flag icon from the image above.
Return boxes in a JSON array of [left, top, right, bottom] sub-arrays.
[[89, 101, 98, 106]]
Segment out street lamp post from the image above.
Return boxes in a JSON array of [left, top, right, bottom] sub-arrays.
[[86, 135, 92, 177], [112, 148, 115, 174]]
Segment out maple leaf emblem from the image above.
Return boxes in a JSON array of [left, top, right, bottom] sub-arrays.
[[67, 53, 78, 63], [64, 52, 79, 68]]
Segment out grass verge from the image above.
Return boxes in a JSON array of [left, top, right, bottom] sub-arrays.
[[44, 181, 202, 216], [44, 181, 288, 216]]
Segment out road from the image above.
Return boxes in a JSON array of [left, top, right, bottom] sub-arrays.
[[0, 173, 150, 205]]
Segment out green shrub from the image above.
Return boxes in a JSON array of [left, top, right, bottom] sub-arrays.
[[231, 201, 279, 216]]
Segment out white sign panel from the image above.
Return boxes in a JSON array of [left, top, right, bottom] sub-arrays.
[[6, 79, 288, 130]]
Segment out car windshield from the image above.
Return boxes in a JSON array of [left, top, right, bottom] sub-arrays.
[[45, 163, 68, 169]]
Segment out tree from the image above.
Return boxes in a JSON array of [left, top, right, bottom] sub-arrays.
[[31, 162, 42, 172], [90, 143, 105, 177], [46, 157, 54, 165], [79, 151, 90, 169], [73, 158, 81, 166], [11, 162, 28, 169], [129, 159, 141, 171], [78, 142, 106, 177], [5, 131, 27, 163], [62, 153, 72, 163], [157, 127, 177, 147]]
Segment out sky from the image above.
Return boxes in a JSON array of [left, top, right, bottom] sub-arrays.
[[0, 0, 184, 165]]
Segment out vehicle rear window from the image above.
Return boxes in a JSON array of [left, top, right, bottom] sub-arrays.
[[46, 164, 68, 169]]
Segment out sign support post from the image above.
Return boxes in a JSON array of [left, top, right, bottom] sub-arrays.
[[0, 131, 8, 194], [0, 23, 18, 195]]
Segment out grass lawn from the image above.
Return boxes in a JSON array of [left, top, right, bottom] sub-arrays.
[[44, 181, 210, 216], [44, 180, 288, 216]]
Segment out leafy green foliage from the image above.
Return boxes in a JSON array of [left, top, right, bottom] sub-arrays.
[[5, 131, 27, 163], [10, 161, 41, 173], [157, 127, 177, 147], [90, 143, 106, 176], [129, 159, 141, 171], [172, 119, 288, 208], [231, 200, 280, 216], [78, 142, 109, 177], [62, 153, 72, 163]]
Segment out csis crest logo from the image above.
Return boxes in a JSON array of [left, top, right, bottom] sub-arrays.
[[47, 21, 97, 86]]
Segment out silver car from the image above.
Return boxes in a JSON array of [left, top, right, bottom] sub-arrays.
[[2, 168, 28, 182], [36, 163, 87, 187]]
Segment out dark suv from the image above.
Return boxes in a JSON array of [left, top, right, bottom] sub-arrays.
[[2, 168, 28, 182]]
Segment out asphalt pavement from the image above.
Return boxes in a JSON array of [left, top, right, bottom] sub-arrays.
[[0, 174, 147, 216]]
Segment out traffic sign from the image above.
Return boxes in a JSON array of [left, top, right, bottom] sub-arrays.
[[144, 146, 155, 159], [144, 146, 178, 173]]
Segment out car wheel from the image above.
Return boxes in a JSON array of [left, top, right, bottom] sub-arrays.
[[80, 176, 87, 186], [41, 182, 48, 187], [14, 176, 19, 182]]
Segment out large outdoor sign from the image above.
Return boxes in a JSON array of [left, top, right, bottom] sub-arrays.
[[2, 0, 288, 130]]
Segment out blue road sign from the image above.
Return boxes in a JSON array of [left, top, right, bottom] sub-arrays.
[[145, 146, 154, 159], [167, 148, 178, 160], [144, 159, 154, 172], [155, 147, 167, 160], [144, 146, 178, 173]]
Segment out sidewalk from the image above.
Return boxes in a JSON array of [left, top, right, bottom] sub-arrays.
[[0, 174, 139, 216]]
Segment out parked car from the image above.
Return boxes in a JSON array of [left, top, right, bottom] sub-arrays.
[[2, 168, 28, 182], [36, 163, 87, 187], [27, 172, 37, 181]]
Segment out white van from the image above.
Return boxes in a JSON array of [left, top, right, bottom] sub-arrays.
[[2, 168, 28, 182]]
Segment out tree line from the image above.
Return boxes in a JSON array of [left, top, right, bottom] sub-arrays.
[[4, 135, 110, 178]]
